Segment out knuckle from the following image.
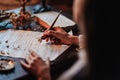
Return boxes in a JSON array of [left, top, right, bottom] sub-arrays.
[[27, 65, 31, 69], [32, 56, 39, 61], [36, 56, 41, 60], [49, 30, 53, 33], [29, 60, 34, 66]]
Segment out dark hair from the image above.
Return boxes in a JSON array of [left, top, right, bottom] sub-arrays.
[[84, 0, 119, 80]]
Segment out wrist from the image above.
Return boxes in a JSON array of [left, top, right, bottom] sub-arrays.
[[69, 36, 79, 45]]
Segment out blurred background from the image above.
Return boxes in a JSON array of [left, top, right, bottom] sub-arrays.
[[0, 0, 73, 15]]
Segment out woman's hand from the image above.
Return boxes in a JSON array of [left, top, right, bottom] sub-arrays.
[[20, 50, 51, 80], [41, 27, 79, 45]]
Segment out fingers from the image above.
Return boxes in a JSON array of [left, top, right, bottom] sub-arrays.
[[20, 51, 35, 69], [41, 30, 58, 42], [29, 50, 38, 57], [20, 50, 43, 69], [41, 28, 68, 44], [29, 50, 44, 62], [43, 30, 61, 40], [26, 55, 32, 64], [46, 37, 49, 42], [20, 60, 30, 69], [41, 30, 55, 40], [43, 30, 55, 36], [54, 26, 66, 32]]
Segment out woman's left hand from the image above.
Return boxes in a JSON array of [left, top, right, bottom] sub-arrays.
[[20, 50, 51, 80]]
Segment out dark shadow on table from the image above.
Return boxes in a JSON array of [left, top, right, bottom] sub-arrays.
[[50, 45, 79, 80]]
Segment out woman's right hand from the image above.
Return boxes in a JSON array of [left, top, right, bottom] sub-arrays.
[[41, 27, 79, 45]]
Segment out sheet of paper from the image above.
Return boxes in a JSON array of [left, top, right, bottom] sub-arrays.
[[0, 29, 72, 61], [34, 11, 76, 27]]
